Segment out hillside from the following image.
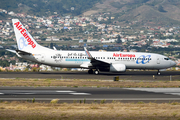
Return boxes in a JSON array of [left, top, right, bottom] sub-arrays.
[[85, 0, 180, 26], [0, 0, 101, 16], [0, 0, 180, 26]]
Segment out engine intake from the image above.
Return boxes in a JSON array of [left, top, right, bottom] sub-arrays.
[[110, 64, 126, 72]]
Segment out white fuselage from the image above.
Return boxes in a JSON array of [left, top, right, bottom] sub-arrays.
[[19, 49, 176, 70]]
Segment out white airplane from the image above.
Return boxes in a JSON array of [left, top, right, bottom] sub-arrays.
[[7, 19, 176, 75]]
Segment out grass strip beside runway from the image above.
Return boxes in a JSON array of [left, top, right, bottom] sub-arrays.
[[0, 101, 180, 120], [0, 78, 180, 88]]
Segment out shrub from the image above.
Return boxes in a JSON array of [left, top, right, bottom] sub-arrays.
[[32, 98, 35, 103], [83, 98, 86, 104], [50, 99, 59, 104], [100, 99, 106, 104], [31, 67, 40, 72]]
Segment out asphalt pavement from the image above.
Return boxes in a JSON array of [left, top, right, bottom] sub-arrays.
[[0, 87, 180, 103], [0, 71, 179, 80]]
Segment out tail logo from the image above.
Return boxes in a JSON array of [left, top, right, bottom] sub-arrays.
[[18, 37, 28, 50], [14, 22, 36, 49]]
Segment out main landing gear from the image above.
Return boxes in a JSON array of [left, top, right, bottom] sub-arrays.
[[88, 69, 99, 75], [157, 70, 161, 75], [94, 70, 99, 75], [88, 69, 93, 74]]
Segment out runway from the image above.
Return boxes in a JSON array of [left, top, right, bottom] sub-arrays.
[[1, 87, 180, 103], [0, 71, 180, 80]]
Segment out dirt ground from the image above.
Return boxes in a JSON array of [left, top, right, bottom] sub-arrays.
[[1, 78, 180, 88], [0, 101, 180, 120]]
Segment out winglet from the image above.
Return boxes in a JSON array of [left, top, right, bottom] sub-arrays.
[[84, 47, 93, 58]]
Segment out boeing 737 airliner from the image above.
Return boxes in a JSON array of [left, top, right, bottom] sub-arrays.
[[7, 19, 176, 75]]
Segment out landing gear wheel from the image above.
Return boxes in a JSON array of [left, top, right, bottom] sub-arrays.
[[157, 70, 160, 75], [94, 70, 99, 75], [88, 69, 93, 74]]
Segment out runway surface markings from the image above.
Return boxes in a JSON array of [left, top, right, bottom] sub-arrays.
[[56, 90, 91, 95], [56, 91, 75, 93], [125, 88, 180, 96], [0, 91, 91, 96], [69, 93, 91, 95], [15, 93, 35, 95], [167, 93, 180, 96]]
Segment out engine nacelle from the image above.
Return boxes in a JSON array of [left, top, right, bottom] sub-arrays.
[[110, 64, 126, 72]]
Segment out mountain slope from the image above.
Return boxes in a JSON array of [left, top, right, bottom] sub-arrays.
[[86, 0, 180, 26], [0, 0, 101, 16], [0, 0, 180, 26]]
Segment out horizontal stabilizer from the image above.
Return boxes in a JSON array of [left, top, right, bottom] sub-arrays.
[[6, 49, 16, 53], [16, 50, 31, 55]]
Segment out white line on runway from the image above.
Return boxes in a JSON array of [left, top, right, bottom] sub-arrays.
[[165, 93, 180, 96], [56, 91, 75, 93], [70, 93, 91, 95], [0, 93, 4, 95], [125, 88, 180, 96], [15, 93, 35, 95]]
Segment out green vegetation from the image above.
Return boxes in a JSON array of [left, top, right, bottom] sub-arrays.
[[0, 60, 9, 67], [32, 98, 35, 103], [116, 35, 122, 44], [158, 5, 167, 12], [0, 50, 28, 67], [110, 2, 123, 9]]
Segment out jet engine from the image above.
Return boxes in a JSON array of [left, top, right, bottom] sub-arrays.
[[109, 64, 126, 72]]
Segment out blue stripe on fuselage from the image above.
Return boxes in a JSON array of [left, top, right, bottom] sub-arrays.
[[65, 59, 90, 62]]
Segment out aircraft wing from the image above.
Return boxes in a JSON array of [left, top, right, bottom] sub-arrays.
[[84, 47, 110, 67]]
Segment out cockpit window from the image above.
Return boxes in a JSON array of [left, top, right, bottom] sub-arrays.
[[164, 58, 170, 60]]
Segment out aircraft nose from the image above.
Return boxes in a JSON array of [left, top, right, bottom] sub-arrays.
[[170, 61, 176, 66]]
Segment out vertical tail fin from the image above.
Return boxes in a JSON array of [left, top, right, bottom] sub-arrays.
[[12, 19, 39, 52]]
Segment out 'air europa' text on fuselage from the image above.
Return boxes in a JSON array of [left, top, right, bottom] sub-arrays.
[[14, 22, 36, 48], [113, 53, 135, 58]]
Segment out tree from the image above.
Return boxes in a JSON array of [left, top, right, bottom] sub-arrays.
[[50, 43, 53, 49], [158, 5, 166, 12], [175, 35, 180, 40], [116, 35, 122, 44], [79, 27, 83, 33]]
